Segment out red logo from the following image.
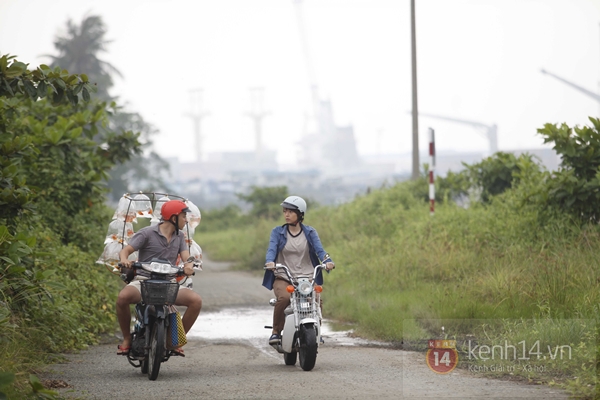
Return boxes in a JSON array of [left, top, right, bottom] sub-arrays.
[[426, 340, 458, 374]]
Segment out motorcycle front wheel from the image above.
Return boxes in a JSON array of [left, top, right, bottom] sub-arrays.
[[299, 325, 317, 371], [148, 320, 165, 380]]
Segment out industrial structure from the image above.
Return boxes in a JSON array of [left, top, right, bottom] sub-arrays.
[[292, 0, 361, 174], [184, 89, 210, 163], [541, 68, 600, 103], [161, 3, 565, 210], [245, 87, 271, 168], [419, 112, 498, 155]]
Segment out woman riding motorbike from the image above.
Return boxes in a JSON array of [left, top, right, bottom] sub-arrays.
[[262, 195, 335, 345]]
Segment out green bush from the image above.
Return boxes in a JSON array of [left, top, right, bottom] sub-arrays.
[[0, 54, 141, 398]]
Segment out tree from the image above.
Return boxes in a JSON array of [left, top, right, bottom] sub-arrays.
[[46, 15, 171, 200], [463, 152, 540, 203], [238, 186, 289, 219], [537, 117, 600, 222], [46, 15, 120, 101]]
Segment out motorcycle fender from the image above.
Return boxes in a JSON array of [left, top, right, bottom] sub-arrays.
[[154, 305, 168, 320], [281, 314, 296, 353], [299, 317, 318, 326], [300, 320, 320, 344]]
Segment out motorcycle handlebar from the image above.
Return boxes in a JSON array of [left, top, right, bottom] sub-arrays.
[[118, 261, 191, 277], [264, 263, 329, 282]]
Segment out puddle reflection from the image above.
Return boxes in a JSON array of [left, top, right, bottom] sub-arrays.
[[188, 306, 361, 345]]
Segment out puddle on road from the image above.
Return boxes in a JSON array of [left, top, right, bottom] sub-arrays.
[[187, 306, 378, 346]]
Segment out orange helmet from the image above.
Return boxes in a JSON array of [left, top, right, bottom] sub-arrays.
[[161, 200, 190, 221]]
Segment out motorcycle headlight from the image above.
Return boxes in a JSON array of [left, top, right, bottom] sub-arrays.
[[147, 262, 176, 274], [297, 281, 313, 296]]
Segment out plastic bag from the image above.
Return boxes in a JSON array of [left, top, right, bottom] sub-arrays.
[[189, 240, 203, 265], [133, 193, 153, 218], [104, 220, 134, 244], [112, 195, 137, 223], [154, 195, 171, 221], [185, 200, 201, 229], [96, 242, 123, 267], [167, 307, 187, 349], [183, 223, 195, 245]]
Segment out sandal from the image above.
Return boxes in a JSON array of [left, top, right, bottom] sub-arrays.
[[171, 348, 185, 357], [117, 344, 131, 356]]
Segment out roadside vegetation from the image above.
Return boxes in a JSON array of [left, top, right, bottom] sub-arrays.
[[199, 119, 600, 399], [0, 14, 175, 399]]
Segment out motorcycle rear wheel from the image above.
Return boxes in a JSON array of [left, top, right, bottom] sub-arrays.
[[299, 325, 317, 371], [148, 321, 165, 380], [283, 351, 297, 365]]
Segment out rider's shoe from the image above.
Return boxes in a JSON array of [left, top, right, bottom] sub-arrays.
[[171, 348, 185, 357], [320, 337, 325, 344], [268, 334, 281, 345]]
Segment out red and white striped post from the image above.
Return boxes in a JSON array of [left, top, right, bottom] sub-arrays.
[[428, 128, 435, 216]]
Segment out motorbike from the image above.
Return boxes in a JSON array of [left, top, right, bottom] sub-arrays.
[[118, 258, 199, 380], [265, 263, 327, 371]]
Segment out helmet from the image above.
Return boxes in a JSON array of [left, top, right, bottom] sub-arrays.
[[161, 200, 190, 221], [281, 196, 307, 217]]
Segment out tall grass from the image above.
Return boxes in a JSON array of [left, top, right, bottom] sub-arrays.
[[198, 182, 599, 397]]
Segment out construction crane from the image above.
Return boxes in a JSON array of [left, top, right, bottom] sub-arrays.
[[540, 68, 600, 103], [291, 0, 360, 171], [418, 112, 498, 155], [293, 0, 320, 124]]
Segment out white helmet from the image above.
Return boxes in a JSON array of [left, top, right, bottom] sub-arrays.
[[281, 195, 307, 218]]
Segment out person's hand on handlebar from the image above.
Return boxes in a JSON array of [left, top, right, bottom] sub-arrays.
[[183, 263, 195, 276], [325, 262, 335, 271], [265, 262, 275, 270], [119, 259, 133, 269]]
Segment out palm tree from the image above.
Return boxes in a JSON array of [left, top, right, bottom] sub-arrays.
[[47, 15, 121, 100], [44, 15, 172, 201]]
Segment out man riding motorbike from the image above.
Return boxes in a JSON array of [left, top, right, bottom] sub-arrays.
[[116, 200, 202, 356]]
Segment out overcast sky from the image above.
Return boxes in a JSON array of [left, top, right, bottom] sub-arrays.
[[1, 0, 599, 166]]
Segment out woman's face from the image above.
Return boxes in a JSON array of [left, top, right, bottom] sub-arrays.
[[283, 208, 298, 224]]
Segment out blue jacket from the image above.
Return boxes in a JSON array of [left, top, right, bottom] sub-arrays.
[[262, 223, 333, 290]]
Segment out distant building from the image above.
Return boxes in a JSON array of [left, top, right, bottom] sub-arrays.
[[161, 145, 561, 210], [297, 99, 361, 175]]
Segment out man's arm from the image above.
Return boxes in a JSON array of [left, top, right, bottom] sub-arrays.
[[180, 249, 195, 276], [119, 244, 136, 267]]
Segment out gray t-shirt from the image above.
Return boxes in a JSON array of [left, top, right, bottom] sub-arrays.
[[275, 228, 313, 281], [128, 223, 188, 265]]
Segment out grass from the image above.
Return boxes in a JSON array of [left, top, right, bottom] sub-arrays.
[[198, 182, 600, 398]]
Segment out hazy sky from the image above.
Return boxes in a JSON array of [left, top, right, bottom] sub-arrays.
[[1, 0, 599, 166]]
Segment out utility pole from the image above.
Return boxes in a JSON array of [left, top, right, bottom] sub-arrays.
[[245, 87, 271, 163], [184, 89, 210, 163], [410, 0, 420, 180]]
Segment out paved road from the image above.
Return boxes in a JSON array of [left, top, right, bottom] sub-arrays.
[[43, 259, 569, 399]]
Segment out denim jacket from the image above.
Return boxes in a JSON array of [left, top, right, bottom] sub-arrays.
[[262, 223, 333, 290]]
